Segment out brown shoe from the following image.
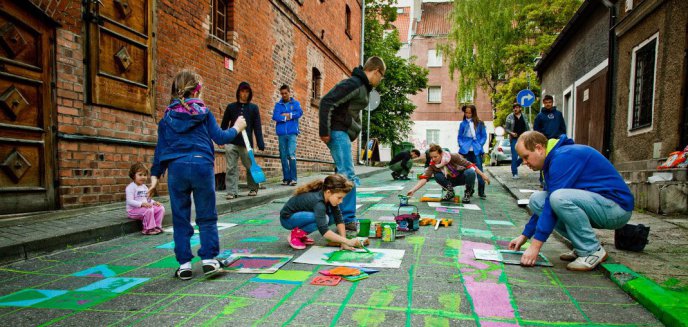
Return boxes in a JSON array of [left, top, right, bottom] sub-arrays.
[[248, 190, 258, 196]]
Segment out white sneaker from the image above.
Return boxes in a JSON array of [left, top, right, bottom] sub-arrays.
[[566, 247, 607, 271], [559, 250, 578, 261], [512, 175, 520, 179]]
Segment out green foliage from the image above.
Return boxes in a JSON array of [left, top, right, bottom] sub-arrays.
[[362, 0, 429, 146], [441, 0, 582, 119]]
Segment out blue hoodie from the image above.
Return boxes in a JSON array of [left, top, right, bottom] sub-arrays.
[[533, 106, 566, 139], [522, 135, 634, 242], [272, 97, 303, 136], [150, 99, 240, 177]]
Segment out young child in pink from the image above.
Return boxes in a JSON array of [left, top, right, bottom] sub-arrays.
[[126, 162, 165, 235]]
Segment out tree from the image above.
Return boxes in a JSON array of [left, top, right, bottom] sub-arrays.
[[361, 0, 428, 146]]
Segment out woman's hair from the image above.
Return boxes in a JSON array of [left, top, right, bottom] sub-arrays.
[[428, 144, 443, 154], [170, 69, 202, 111], [463, 104, 481, 124], [129, 162, 149, 180], [295, 174, 354, 195]]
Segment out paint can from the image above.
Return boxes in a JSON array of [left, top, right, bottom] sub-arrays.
[[381, 222, 397, 242], [357, 219, 371, 237]]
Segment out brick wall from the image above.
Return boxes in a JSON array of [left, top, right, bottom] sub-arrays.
[[28, 0, 361, 208]]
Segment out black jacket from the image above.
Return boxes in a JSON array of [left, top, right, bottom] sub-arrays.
[[220, 82, 265, 150], [319, 66, 372, 141]]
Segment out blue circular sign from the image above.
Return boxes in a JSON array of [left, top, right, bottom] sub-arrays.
[[516, 89, 536, 107]]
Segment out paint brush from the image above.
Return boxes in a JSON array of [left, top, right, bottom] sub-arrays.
[[358, 241, 372, 253]]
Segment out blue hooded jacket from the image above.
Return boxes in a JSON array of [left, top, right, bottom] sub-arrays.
[[522, 135, 634, 242], [533, 106, 566, 139], [458, 119, 487, 155], [272, 97, 303, 136], [150, 99, 240, 177]]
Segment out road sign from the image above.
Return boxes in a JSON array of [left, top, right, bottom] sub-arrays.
[[516, 89, 536, 107], [365, 90, 381, 111]]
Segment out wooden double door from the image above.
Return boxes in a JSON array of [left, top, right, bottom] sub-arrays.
[[0, 1, 56, 215]]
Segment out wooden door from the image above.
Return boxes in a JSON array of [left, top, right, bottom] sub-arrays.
[[575, 68, 607, 153], [0, 1, 56, 214], [87, 0, 153, 114]]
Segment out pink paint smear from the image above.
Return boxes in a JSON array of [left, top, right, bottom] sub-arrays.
[[460, 241, 518, 327]]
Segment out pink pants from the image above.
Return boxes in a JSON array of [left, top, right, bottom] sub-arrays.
[[127, 205, 165, 230]]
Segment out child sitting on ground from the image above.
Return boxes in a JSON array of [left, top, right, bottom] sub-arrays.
[[126, 162, 165, 235], [280, 174, 363, 250]]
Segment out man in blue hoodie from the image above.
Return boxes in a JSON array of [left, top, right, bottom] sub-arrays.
[[508, 131, 634, 271], [319, 56, 386, 231], [533, 95, 566, 187], [272, 85, 303, 186]]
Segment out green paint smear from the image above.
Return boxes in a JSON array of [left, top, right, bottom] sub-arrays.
[[352, 285, 399, 326], [406, 236, 425, 246], [147, 256, 199, 268], [240, 219, 272, 225], [443, 248, 459, 257], [32, 291, 117, 310], [424, 315, 450, 327], [223, 297, 251, 315], [445, 239, 461, 250], [326, 250, 375, 263], [438, 293, 461, 312], [255, 270, 312, 282], [460, 228, 494, 239]]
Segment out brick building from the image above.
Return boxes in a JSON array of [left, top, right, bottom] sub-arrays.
[[0, 0, 361, 214], [392, 0, 492, 153]]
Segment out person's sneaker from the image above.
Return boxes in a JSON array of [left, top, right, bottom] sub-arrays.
[[175, 262, 193, 280], [344, 222, 358, 232], [512, 175, 520, 179], [566, 247, 607, 271], [226, 193, 238, 200], [301, 235, 315, 245], [462, 190, 473, 204], [478, 193, 487, 199], [560, 250, 578, 261], [391, 172, 400, 180], [289, 228, 307, 250], [202, 259, 222, 276], [400, 175, 410, 180], [441, 190, 455, 202]]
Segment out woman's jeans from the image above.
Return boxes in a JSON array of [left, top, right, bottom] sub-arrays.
[[529, 190, 632, 256]]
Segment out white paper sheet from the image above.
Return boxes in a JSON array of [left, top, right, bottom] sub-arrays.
[[293, 246, 405, 268]]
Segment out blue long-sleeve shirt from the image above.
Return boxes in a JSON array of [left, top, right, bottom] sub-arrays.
[[151, 103, 239, 177], [533, 106, 566, 139], [272, 97, 303, 136], [458, 119, 487, 155], [522, 135, 634, 242]]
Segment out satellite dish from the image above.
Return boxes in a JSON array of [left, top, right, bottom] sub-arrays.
[[365, 90, 381, 111], [495, 126, 505, 136]]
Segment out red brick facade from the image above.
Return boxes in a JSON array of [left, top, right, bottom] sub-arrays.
[[24, 0, 362, 209]]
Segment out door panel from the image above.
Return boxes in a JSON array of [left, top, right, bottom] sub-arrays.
[[88, 0, 152, 114], [0, 1, 55, 214], [575, 68, 607, 153]]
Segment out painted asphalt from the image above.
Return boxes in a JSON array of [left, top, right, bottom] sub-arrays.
[[0, 169, 663, 326]]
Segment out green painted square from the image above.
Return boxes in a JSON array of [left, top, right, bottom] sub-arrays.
[[32, 291, 118, 310], [147, 256, 200, 269], [460, 228, 493, 239], [255, 270, 312, 283]]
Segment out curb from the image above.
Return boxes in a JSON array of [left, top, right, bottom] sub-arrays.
[[0, 167, 387, 265], [602, 263, 688, 327]]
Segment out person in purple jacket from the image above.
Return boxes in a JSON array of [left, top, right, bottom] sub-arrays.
[[509, 131, 634, 271], [272, 85, 303, 186], [148, 70, 246, 280]]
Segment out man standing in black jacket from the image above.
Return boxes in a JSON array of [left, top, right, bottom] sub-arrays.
[[221, 82, 265, 199]]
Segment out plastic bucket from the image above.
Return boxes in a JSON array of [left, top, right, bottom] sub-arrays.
[[357, 219, 371, 237], [398, 194, 409, 206]]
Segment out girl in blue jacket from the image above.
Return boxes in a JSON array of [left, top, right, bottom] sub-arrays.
[[458, 105, 487, 198], [148, 70, 246, 280]]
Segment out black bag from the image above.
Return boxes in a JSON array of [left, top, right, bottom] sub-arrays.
[[614, 224, 650, 252]]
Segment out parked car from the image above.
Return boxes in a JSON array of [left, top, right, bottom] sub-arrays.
[[490, 138, 512, 166]]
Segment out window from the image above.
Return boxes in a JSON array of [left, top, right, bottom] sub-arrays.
[[345, 5, 352, 39], [427, 86, 441, 103], [629, 34, 658, 130], [427, 49, 442, 67], [211, 0, 233, 42], [427, 129, 440, 145], [459, 89, 473, 104], [311, 67, 322, 106]]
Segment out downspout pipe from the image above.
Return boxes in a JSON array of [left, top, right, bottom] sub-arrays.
[[602, 1, 617, 159]]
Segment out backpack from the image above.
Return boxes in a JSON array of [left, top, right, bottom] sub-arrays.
[[614, 224, 650, 252]]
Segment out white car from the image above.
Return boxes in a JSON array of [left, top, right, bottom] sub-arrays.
[[490, 138, 512, 166]]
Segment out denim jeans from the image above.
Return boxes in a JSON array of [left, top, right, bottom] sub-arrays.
[[167, 156, 220, 264], [224, 144, 258, 194], [327, 131, 359, 223], [433, 169, 475, 193], [278, 134, 298, 182], [463, 151, 484, 195], [529, 190, 632, 256], [280, 211, 335, 234], [510, 137, 523, 176]]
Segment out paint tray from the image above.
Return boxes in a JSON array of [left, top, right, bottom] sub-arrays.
[[473, 249, 553, 267]]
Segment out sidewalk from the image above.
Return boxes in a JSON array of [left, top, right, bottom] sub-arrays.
[[488, 164, 688, 326], [0, 166, 386, 265]]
